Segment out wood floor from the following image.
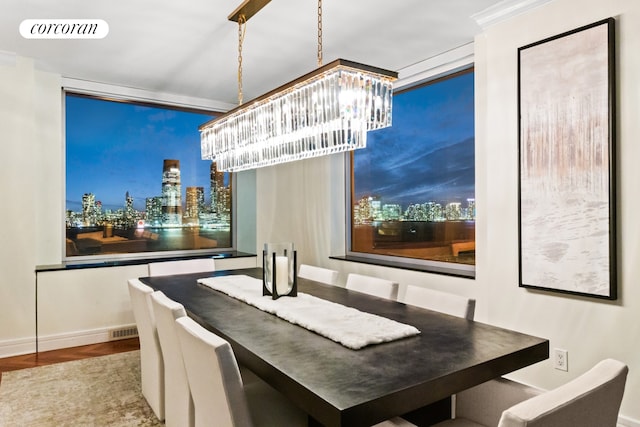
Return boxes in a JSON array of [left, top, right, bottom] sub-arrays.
[[0, 338, 140, 381]]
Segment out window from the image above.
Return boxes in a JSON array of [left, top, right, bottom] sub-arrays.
[[65, 93, 233, 260], [349, 68, 475, 276]]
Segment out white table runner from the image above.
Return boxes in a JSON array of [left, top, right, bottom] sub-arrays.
[[198, 275, 420, 350]]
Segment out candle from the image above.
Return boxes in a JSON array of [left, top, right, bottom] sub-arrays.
[[275, 255, 289, 295]]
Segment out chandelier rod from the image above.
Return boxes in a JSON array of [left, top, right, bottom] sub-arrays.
[[237, 14, 246, 105], [317, 0, 323, 67], [228, 0, 271, 22]]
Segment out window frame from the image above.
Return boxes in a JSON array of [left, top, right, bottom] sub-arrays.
[[62, 88, 238, 264], [345, 66, 476, 278]]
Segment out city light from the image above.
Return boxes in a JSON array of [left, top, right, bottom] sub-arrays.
[[353, 196, 476, 224], [66, 159, 232, 257]]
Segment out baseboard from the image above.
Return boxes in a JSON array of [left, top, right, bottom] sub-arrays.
[[37, 324, 138, 353], [37, 328, 109, 353], [0, 336, 37, 358]]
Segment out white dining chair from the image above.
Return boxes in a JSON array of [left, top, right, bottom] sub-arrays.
[[346, 273, 399, 300], [127, 278, 164, 421], [298, 264, 339, 285], [148, 258, 216, 277], [397, 285, 476, 425], [400, 285, 476, 320], [432, 358, 628, 427], [175, 316, 307, 427], [150, 291, 194, 427]]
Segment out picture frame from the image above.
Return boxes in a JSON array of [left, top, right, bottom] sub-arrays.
[[517, 18, 616, 299]]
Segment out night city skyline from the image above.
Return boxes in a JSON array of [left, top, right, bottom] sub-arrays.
[[65, 94, 218, 212], [66, 158, 231, 231], [353, 70, 475, 209]]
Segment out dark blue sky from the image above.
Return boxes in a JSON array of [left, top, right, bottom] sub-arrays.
[[354, 71, 475, 207], [65, 95, 215, 211]]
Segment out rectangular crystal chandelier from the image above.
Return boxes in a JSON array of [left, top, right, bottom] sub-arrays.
[[200, 59, 397, 172]]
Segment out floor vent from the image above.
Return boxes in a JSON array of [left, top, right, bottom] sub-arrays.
[[109, 326, 138, 340]]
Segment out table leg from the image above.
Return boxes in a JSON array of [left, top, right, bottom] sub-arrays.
[[307, 396, 451, 426], [402, 396, 452, 426]]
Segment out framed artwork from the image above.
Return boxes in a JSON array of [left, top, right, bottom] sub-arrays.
[[517, 18, 616, 299]]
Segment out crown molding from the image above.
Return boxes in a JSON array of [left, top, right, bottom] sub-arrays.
[[472, 0, 554, 29], [396, 43, 474, 90], [62, 77, 237, 112]]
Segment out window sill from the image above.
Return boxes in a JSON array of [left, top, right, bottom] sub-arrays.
[[329, 255, 475, 279], [36, 251, 256, 272]]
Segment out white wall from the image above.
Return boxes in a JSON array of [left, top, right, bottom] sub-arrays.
[[0, 56, 61, 356], [255, 0, 640, 422], [35, 256, 256, 352], [36, 264, 147, 352], [474, 0, 640, 422], [0, 55, 258, 357]]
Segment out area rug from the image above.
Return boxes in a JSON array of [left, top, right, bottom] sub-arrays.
[[0, 350, 162, 426]]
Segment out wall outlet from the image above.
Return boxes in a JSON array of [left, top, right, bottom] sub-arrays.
[[553, 348, 568, 371]]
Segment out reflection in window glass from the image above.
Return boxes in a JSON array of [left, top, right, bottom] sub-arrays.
[[351, 69, 475, 267], [65, 93, 232, 259]]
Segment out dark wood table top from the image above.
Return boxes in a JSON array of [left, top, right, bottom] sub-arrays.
[[140, 268, 548, 427]]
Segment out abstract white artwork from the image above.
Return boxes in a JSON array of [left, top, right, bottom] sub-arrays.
[[518, 18, 616, 299]]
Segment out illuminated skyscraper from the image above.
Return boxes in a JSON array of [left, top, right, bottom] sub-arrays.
[[162, 159, 182, 225], [466, 198, 476, 220], [82, 193, 96, 226], [426, 202, 443, 221], [382, 204, 402, 220], [210, 162, 224, 216], [145, 196, 163, 226], [124, 191, 135, 227], [370, 197, 382, 220], [210, 162, 232, 222], [446, 202, 462, 220], [185, 186, 205, 224], [355, 196, 373, 224]]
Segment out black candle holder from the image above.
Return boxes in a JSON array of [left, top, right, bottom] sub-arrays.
[[262, 242, 297, 300]]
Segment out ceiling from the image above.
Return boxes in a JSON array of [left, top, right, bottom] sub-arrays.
[[1, 0, 505, 107]]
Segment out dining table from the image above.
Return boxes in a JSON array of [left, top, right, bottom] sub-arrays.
[[139, 267, 548, 427]]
